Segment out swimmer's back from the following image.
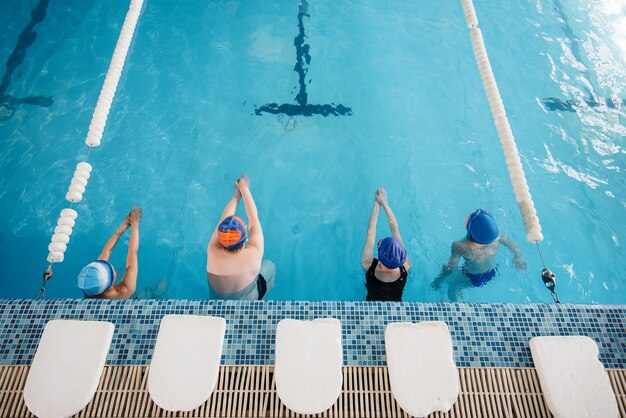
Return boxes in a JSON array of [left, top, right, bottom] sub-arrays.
[[456, 239, 499, 274], [207, 243, 262, 294]]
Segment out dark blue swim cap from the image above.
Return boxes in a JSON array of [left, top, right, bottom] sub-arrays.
[[466, 209, 499, 244], [377, 237, 407, 269]]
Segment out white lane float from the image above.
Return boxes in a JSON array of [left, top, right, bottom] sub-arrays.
[[460, 0, 478, 28], [85, 0, 144, 148], [65, 162, 92, 203], [47, 208, 78, 263]]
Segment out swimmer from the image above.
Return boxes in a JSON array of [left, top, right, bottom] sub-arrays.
[[432, 209, 527, 300], [207, 175, 275, 300], [77, 207, 142, 299], [361, 187, 411, 301]]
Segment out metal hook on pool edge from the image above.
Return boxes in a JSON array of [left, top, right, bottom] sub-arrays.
[[536, 242, 560, 304], [35, 265, 53, 299], [541, 267, 560, 304]]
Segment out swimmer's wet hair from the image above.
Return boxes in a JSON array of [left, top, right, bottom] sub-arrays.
[[224, 246, 244, 254]]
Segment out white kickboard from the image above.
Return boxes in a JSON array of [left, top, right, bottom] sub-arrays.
[[275, 318, 343, 415], [385, 322, 459, 417], [148, 315, 226, 412], [530, 336, 618, 418], [23, 320, 114, 418]]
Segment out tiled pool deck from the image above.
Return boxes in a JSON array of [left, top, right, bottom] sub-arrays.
[[0, 299, 624, 368]]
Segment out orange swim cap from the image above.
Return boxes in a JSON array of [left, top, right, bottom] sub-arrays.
[[217, 216, 248, 250]]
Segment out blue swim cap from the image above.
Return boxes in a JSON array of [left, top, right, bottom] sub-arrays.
[[377, 237, 407, 269], [218, 215, 248, 251], [466, 209, 499, 244], [77, 260, 114, 296]]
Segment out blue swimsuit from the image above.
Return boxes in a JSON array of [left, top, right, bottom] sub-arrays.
[[463, 266, 498, 287]]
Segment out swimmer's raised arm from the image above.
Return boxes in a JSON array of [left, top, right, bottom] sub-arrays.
[[237, 175, 263, 252], [97, 216, 130, 261], [375, 187, 399, 237], [375, 186, 410, 269], [209, 182, 241, 247], [115, 208, 141, 299], [103, 207, 141, 300], [362, 198, 380, 271], [499, 235, 527, 270], [220, 181, 242, 221]]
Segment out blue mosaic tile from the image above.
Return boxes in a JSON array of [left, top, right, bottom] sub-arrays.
[[0, 299, 624, 368]]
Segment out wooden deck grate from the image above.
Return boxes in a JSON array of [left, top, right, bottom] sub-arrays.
[[1, 365, 625, 417]]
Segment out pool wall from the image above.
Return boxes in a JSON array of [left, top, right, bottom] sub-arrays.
[[1, 299, 624, 368]]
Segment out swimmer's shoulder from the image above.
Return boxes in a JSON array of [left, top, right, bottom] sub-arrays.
[[452, 239, 470, 252]]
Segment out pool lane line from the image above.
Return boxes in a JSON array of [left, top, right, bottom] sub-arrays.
[[551, 0, 592, 90], [255, 0, 352, 117], [461, 0, 560, 303], [542, 97, 623, 112], [461, 0, 543, 244], [38, 0, 145, 298], [0, 0, 53, 121]]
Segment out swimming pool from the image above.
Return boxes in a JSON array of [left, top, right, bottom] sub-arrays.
[[0, 0, 624, 303]]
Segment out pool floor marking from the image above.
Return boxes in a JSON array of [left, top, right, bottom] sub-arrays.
[[542, 97, 623, 112], [542, 0, 622, 111], [0, 0, 53, 122], [255, 0, 352, 117]]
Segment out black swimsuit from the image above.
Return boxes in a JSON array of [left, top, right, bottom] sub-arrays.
[[256, 274, 267, 300], [365, 258, 408, 302]]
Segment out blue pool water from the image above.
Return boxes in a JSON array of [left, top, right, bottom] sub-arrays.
[[0, 0, 624, 303]]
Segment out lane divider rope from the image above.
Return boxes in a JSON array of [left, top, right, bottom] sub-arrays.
[[461, 0, 543, 243], [461, 0, 560, 303], [37, 0, 144, 298]]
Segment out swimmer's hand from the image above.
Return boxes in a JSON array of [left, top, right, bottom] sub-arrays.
[[375, 186, 388, 205], [129, 207, 142, 226], [237, 174, 250, 191], [432, 274, 445, 290], [233, 181, 242, 199], [513, 255, 527, 270], [432, 265, 453, 290], [119, 216, 130, 230]]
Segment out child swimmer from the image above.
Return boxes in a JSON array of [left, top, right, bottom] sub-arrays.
[[432, 209, 526, 300]]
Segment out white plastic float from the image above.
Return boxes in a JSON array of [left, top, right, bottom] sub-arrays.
[[274, 318, 343, 415], [385, 322, 459, 417], [461, 0, 543, 243], [148, 315, 226, 412], [530, 336, 619, 418], [23, 320, 115, 418]]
